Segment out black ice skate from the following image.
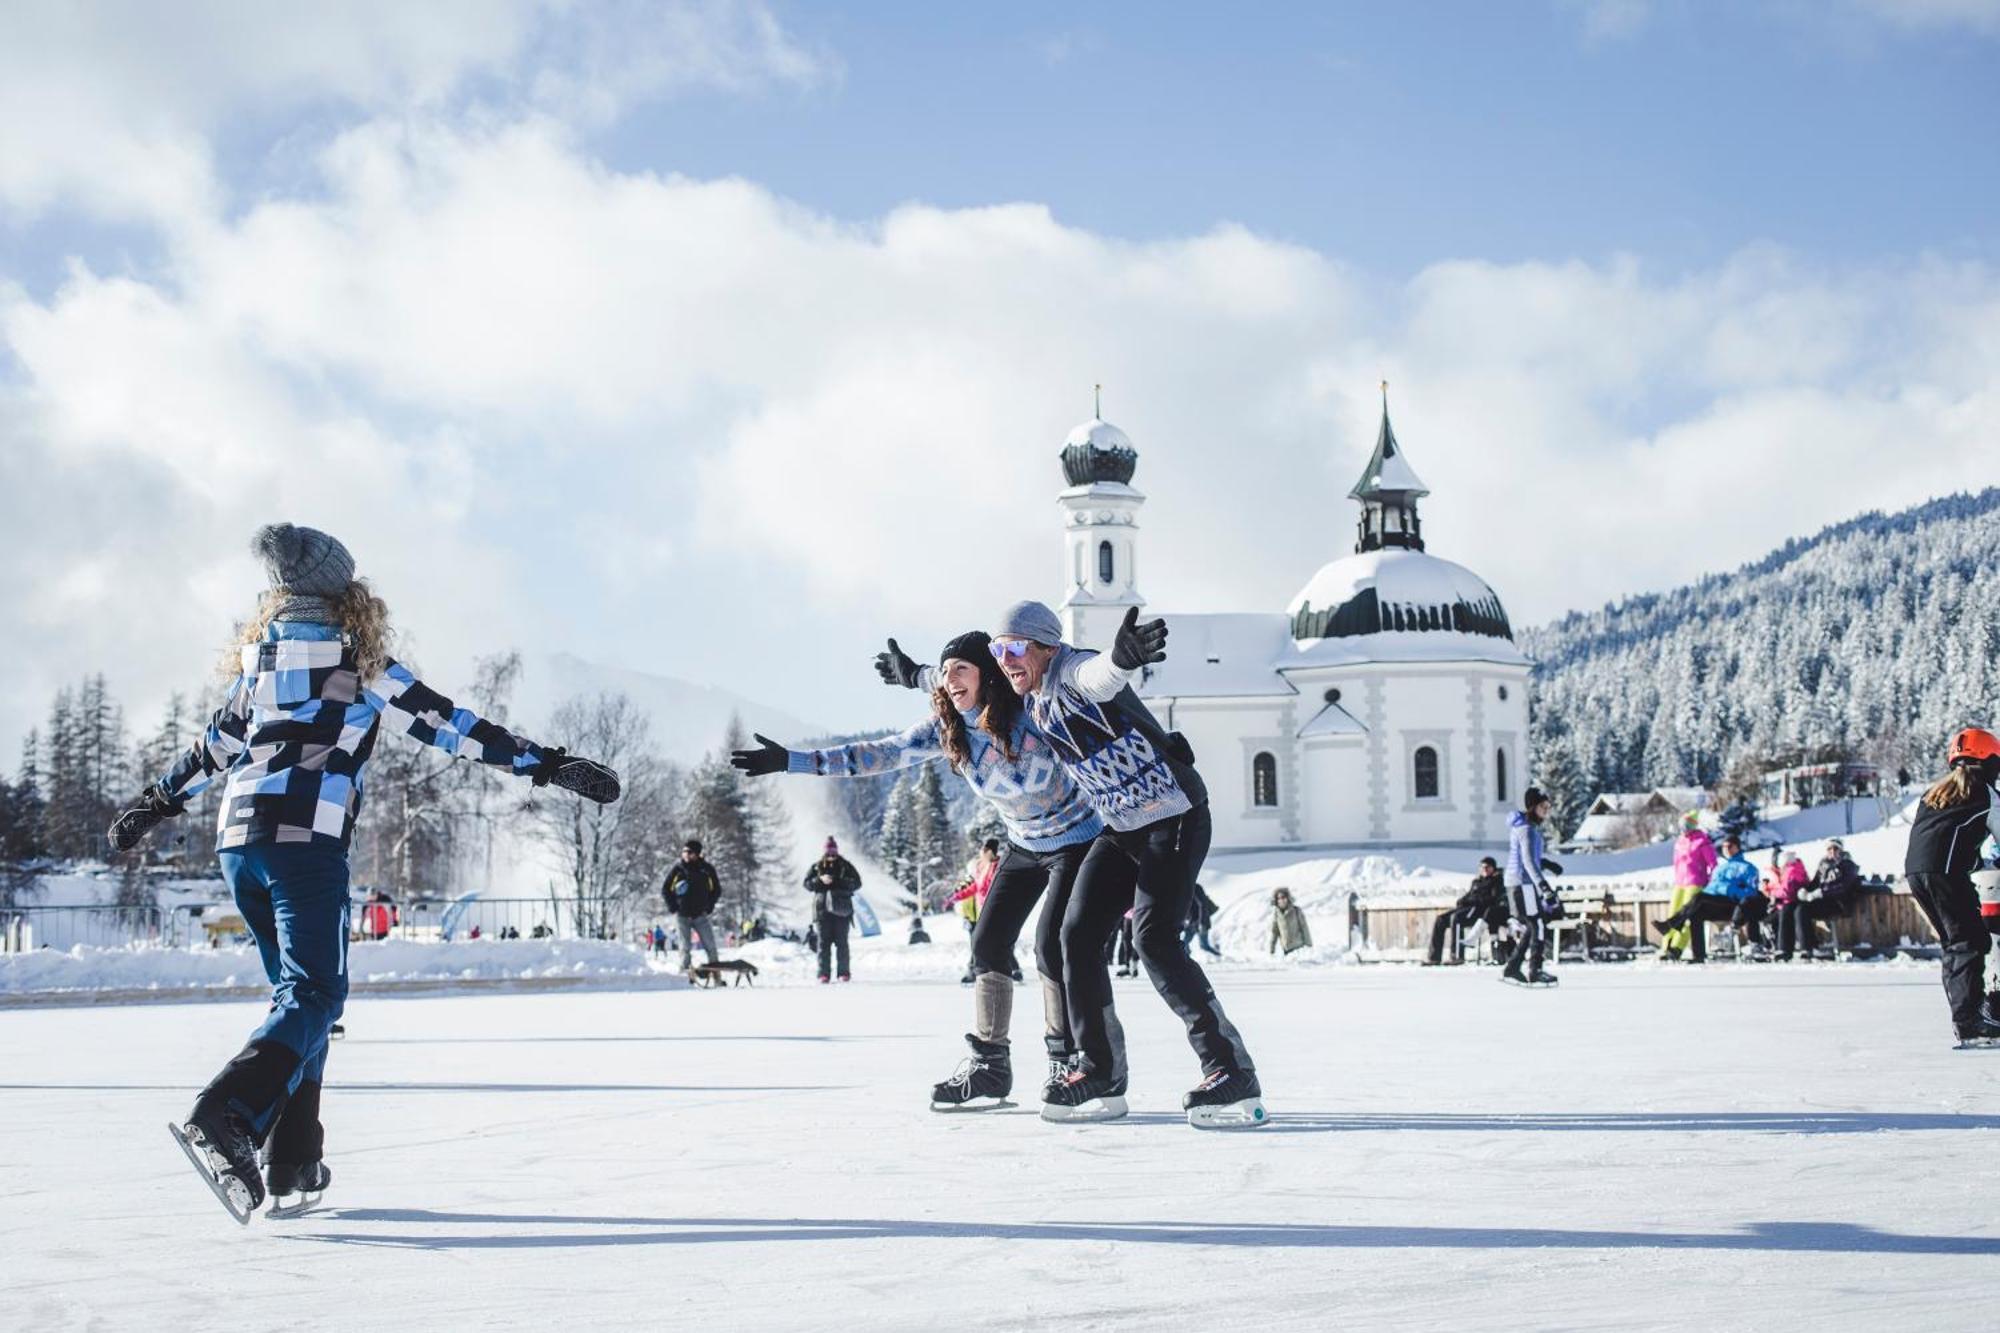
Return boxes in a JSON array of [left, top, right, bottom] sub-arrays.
[[931, 1034, 1014, 1112], [1952, 1016, 2000, 1050], [169, 1109, 265, 1224], [1183, 1068, 1267, 1130], [265, 1160, 332, 1218], [1040, 1067, 1128, 1123]]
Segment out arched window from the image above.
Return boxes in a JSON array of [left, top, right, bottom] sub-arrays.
[[1495, 748, 1508, 804], [1252, 752, 1278, 807], [1098, 540, 1115, 585], [1413, 746, 1439, 800]]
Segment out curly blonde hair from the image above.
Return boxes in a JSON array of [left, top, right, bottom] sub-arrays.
[[224, 580, 395, 681]]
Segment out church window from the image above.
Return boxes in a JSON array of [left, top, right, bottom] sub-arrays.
[[1252, 752, 1278, 807], [1098, 540, 1114, 585], [1495, 748, 1508, 804], [1413, 746, 1440, 800]]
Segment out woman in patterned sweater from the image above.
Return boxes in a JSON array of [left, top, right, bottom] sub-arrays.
[[733, 631, 1104, 1111], [109, 523, 619, 1220]]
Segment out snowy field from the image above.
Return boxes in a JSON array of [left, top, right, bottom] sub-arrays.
[[4, 964, 1999, 1332]]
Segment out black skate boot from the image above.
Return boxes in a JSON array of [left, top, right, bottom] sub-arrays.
[[1952, 1015, 2000, 1050], [931, 1035, 1014, 1112], [1040, 1066, 1128, 1123], [1183, 1068, 1267, 1129], [171, 1039, 298, 1223], [263, 1078, 330, 1216]]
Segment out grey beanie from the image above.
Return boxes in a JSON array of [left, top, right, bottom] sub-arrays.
[[991, 599, 1064, 645], [252, 523, 356, 597]]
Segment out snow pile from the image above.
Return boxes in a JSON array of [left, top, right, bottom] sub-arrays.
[[0, 938, 679, 998]]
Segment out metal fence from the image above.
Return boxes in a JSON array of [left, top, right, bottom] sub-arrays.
[[0, 897, 637, 953], [1, 905, 183, 953]]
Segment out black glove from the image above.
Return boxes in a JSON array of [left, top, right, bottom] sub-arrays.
[[731, 733, 789, 778], [531, 746, 622, 804], [874, 637, 922, 689], [107, 783, 184, 853], [1540, 857, 1565, 878], [1111, 605, 1168, 671]]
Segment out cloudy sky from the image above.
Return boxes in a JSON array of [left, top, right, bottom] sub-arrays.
[[1, 0, 1996, 762]]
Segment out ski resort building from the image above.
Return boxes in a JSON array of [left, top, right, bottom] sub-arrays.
[[1055, 395, 1532, 851]]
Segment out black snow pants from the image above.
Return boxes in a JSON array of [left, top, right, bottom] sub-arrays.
[[815, 912, 851, 980], [1664, 894, 1765, 961], [968, 841, 1089, 1059], [1906, 872, 1990, 1027], [1061, 804, 1254, 1082], [1428, 905, 1494, 964], [1503, 884, 1546, 977]]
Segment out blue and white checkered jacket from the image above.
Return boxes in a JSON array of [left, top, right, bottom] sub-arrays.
[[159, 621, 547, 851], [788, 711, 1102, 853]]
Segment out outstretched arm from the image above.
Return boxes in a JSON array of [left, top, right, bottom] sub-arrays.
[[738, 720, 943, 780], [161, 674, 255, 802], [365, 660, 619, 801], [1053, 607, 1168, 702]]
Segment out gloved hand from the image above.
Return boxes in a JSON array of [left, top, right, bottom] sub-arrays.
[[1111, 605, 1168, 671], [874, 637, 922, 689], [107, 783, 185, 853], [531, 747, 622, 803], [1540, 857, 1565, 878], [731, 734, 789, 778]]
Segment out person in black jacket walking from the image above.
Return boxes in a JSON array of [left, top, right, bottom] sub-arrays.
[[1904, 728, 2000, 1047], [1427, 858, 1508, 965], [661, 838, 723, 971], [807, 836, 863, 982]]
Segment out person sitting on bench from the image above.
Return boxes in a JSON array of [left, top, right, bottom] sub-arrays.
[[1653, 835, 1768, 961], [1426, 857, 1507, 965], [1780, 839, 1864, 958]]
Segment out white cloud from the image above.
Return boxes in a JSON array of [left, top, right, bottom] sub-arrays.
[[0, 0, 830, 223], [1, 4, 1996, 770]]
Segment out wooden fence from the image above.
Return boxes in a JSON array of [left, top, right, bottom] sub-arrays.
[[1350, 879, 1940, 962]]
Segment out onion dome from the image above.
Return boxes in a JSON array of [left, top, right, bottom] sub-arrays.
[[1060, 416, 1138, 487]]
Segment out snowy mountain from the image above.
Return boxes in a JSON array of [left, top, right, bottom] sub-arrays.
[[1522, 489, 2000, 795], [515, 651, 821, 766]]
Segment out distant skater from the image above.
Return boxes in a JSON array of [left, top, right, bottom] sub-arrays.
[[110, 524, 619, 1221], [1903, 728, 2000, 1048]]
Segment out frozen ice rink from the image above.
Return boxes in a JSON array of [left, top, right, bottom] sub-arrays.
[[5, 962, 1998, 1332]]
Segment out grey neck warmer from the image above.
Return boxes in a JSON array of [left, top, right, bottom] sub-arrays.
[[272, 594, 340, 624]]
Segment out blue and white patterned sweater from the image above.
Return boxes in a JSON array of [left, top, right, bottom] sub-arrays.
[[786, 711, 1102, 852], [160, 621, 547, 851], [1021, 645, 1205, 834]]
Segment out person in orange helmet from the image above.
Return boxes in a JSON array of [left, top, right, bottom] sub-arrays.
[[1903, 727, 2000, 1048]]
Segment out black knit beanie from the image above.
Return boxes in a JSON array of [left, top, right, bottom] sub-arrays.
[[938, 630, 1010, 707]]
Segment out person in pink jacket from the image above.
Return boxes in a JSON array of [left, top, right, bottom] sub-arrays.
[[1765, 851, 1811, 958], [1660, 812, 1718, 962]]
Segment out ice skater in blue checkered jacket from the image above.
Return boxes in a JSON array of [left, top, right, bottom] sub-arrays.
[[108, 523, 621, 1222]]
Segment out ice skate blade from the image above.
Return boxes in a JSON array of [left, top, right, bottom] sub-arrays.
[[1188, 1098, 1269, 1130], [266, 1191, 324, 1219], [167, 1122, 255, 1226], [1500, 975, 1558, 988], [930, 1096, 1016, 1113], [1040, 1095, 1128, 1124], [1952, 1037, 2000, 1050]]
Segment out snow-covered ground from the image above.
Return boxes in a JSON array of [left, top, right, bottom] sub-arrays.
[[3, 965, 1997, 1331]]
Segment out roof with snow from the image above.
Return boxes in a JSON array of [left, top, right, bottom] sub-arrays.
[[1349, 398, 1429, 500], [1060, 417, 1139, 486], [1288, 548, 1520, 656]]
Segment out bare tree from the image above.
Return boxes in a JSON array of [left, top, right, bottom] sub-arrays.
[[525, 691, 679, 940]]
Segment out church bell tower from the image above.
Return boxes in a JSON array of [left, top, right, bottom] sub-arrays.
[[1056, 389, 1145, 652]]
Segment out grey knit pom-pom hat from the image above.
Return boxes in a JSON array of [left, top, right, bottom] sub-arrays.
[[252, 523, 355, 596]]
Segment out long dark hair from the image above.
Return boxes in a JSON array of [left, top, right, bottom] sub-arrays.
[[934, 648, 1022, 771]]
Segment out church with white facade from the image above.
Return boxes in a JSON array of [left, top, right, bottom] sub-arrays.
[[1054, 395, 1533, 852]]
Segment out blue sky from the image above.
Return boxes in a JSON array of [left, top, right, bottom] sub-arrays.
[[615, 2, 1998, 274], [1, 0, 1996, 758]]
